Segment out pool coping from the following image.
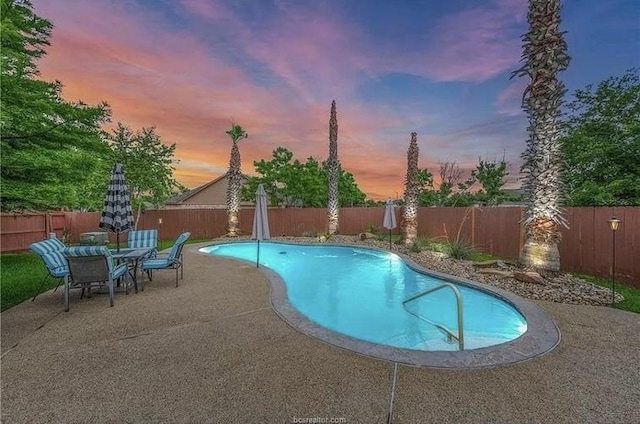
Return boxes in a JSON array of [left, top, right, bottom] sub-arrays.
[[196, 240, 562, 369]]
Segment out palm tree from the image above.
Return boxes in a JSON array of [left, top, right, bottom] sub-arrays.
[[327, 100, 339, 235], [512, 0, 570, 271], [400, 132, 419, 245], [225, 123, 248, 236]]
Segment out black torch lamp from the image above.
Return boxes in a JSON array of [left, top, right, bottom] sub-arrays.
[[608, 217, 621, 307]]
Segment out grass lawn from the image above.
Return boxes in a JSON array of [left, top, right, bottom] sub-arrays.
[[574, 274, 640, 314], [0, 237, 210, 311], [1, 253, 52, 312]]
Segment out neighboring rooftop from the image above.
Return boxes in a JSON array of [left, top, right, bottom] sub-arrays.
[[164, 172, 251, 209]]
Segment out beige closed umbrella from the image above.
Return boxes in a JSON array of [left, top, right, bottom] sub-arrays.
[[251, 184, 270, 267], [382, 199, 397, 250]]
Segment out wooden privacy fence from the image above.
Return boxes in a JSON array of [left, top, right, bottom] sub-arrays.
[[0, 213, 66, 252], [1, 207, 638, 286]]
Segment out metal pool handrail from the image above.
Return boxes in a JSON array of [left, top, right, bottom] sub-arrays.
[[402, 282, 465, 351]]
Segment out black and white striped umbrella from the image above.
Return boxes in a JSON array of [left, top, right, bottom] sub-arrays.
[[99, 163, 134, 251]]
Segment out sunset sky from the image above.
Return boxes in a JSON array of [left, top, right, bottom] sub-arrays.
[[32, 0, 638, 200]]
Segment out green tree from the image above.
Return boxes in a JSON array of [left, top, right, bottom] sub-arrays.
[[418, 161, 478, 207], [336, 166, 366, 207], [561, 69, 640, 206], [108, 123, 182, 226], [470, 156, 509, 206], [241, 147, 366, 207], [241, 147, 303, 206], [512, 0, 570, 272], [1, 0, 111, 210]]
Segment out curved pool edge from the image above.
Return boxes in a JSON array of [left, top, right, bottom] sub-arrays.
[[194, 240, 562, 369]]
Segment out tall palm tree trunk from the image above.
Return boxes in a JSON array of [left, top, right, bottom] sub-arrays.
[[400, 132, 419, 245], [513, 0, 570, 271], [226, 141, 242, 236], [224, 123, 248, 237], [327, 100, 340, 235]]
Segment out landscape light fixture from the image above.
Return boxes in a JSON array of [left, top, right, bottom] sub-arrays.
[[608, 217, 620, 307]]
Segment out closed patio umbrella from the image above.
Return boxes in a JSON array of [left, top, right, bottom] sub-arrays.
[[382, 199, 397, 250], [99, 163, 134, 252], [251, 184, 270, 267]]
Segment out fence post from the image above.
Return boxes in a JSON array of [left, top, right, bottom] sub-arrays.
[[518, 207, 525, 259], [471, 207, 476, 247], [44, 213, 50, 239]]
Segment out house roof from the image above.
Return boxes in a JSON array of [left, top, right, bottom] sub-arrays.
[[165, 172, 249, 205]]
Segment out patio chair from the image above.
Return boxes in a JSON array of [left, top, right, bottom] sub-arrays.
[[128, 229, 158, 255], [62, 246, 128, 312], [29, 236, 69, 301], [141, 232, 190, 287], [128, 228, 158, 279]]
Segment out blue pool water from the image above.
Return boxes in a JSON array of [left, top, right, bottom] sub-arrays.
[[200, 242, 527, 351]]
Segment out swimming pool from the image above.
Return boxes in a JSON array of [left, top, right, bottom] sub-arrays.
[[200, 242, 540, 353]]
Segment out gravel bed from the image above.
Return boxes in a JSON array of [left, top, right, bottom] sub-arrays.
[[216, 234, 623, 306]]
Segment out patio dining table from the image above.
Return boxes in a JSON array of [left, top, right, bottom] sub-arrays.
[[110, 247, 155, 293]]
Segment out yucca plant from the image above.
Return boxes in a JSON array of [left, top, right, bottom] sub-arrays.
[[327, 100, 340, 234], [405, 238, 431, 253], [400, 132, 419, 245], [446, 239, 475, 260], [225, 123, 248, 236], [410, 239, 423, 253], [512, 0, 570, 271]]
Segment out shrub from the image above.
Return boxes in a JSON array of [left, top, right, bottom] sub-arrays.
[[446, 239, 475, 260], [410, 238, 433, 253], [367, 223, 380, 234]]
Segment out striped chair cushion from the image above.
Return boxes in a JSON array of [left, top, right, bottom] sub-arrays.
[[41, 251, 69, 277], [128, 229, 158, 249], [112, 263, 129, 280], [62, 246, 116, 271], [30, 238, 69, 278], [167, 232, 190, 260], [141, 258, 173, 269], [63, 246, 112, 257], [29, 238, 66, 256]]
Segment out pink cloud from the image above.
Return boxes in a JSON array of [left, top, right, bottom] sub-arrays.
[[32, 10, 403, 197], [179, 0, 229, 20], [31, 0, 523, 199], [178, 0, 372, 103], [374, 0, 527, 82]]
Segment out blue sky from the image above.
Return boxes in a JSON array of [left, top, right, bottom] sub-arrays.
[[33, 0, 639, 199]]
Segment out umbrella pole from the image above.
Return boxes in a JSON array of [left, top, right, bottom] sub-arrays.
[[256, 240, 260, 268], [117, 231, 120, 253], [389, 229, 392, 250]]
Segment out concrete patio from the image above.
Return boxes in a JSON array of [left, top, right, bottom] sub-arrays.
[[2, 242, 639, 423]]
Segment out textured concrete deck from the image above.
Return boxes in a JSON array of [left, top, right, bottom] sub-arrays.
[[2, 242, 639, 423]]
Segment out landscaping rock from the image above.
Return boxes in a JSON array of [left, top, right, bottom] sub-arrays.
[[496, 260, 510, 269], [472, 260, 499, 268], [514, 270, 546, 285], [476, 269, 513, 278], [359, 232, 377, 240]]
